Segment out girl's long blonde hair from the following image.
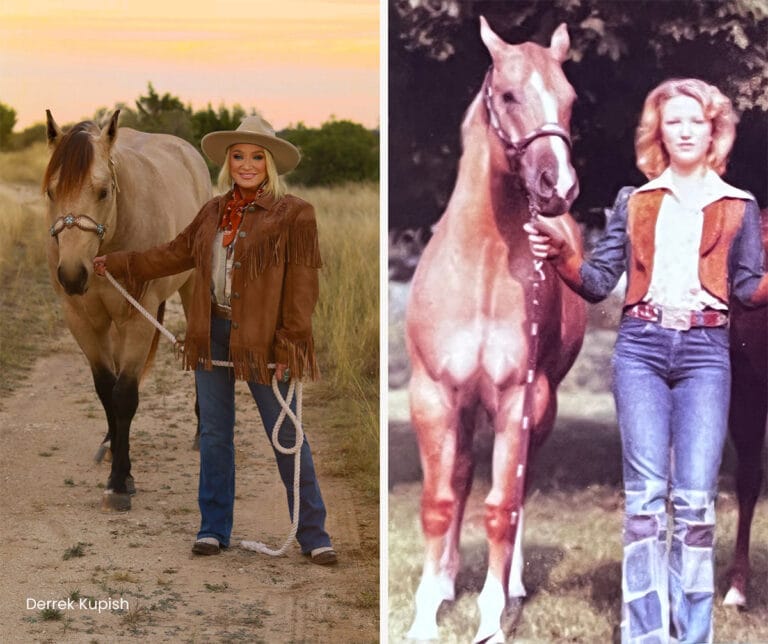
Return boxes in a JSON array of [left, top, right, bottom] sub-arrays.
[[635, 78, 737, 179]]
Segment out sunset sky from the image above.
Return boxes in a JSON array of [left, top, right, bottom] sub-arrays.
[[0, 0, 379, 131]]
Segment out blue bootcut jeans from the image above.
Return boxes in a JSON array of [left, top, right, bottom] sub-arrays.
[[612, 316, 730, 644], [194, 316, 332, 553]]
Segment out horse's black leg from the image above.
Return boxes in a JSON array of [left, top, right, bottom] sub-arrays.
[[101, 373, 138, 512], [91, 367, 117, 463], [726, 318, 768, 604]]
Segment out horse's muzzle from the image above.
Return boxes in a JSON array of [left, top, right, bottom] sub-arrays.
[[533, 179, 579, 218], [58, 263, 89, 295]]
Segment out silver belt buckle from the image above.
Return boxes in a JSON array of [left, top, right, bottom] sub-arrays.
[[659, 307, 691, 331]]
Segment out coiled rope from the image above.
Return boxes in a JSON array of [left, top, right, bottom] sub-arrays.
[[104, 269, 302, 556]]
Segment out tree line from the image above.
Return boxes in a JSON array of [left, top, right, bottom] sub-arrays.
[[0, 83, 379, 187]]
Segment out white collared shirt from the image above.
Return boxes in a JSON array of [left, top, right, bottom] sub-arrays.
[[635, 168, 752, 311], [211, 231, 235, 307]]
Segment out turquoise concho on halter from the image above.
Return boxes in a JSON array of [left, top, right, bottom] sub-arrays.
[[50, 214, 107, 240]]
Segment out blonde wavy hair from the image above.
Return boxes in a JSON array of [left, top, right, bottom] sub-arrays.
[[635, 78, 737, 179], [216, 146, 287, 199]]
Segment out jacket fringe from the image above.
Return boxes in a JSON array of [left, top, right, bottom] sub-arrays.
[[287, 221, 323, 268], [190, 231, 211, 269], [228, 346, 273, 383], [178, 337, 316, 385], [178, 336, 212, 373], [245, 234, 283, 280], [275, 334, 321, 381]]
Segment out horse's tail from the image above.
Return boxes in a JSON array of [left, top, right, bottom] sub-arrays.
[[140, 301, 166, 383]]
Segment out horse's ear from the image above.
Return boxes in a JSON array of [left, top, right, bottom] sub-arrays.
[[46, 110, 62, 149], [479, 15, 506, 61], [101, 109, 120, 149], [549, 23, 570, 62]]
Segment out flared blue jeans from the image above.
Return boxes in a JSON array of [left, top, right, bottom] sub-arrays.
[[194, 316, 332, 552], [612, 316, 730, 644]]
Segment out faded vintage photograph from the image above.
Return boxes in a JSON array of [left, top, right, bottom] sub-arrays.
[[388, 1, 768, 642]]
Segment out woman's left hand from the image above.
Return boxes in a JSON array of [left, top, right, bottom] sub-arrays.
[[274, 363, 290, 383], [93, 255, 107, 276]]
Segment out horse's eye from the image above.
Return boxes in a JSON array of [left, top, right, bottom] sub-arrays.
[[501, 91, 517, 105], [98, 188, 108, 201]]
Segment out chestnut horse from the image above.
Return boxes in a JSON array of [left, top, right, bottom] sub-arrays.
[[724, 208, 768, 607], [44, 110, 211, 511], [405, 20, 586, 642]]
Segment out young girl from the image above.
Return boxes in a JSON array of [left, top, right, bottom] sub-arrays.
[[526, 78, 767, 643]]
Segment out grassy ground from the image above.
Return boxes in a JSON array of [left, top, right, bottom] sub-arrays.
[[389, 477, 768, 643], [0, 150, 62, 401], [301, 182, 380, 500]]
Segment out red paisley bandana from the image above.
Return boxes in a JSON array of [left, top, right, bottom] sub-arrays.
[[220, 186, 260, 247]]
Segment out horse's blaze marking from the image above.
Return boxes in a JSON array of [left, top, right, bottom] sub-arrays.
[[529, 70, 573, 194]]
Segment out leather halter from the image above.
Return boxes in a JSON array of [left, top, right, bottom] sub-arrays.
[[50, 214, 106, 240], [48, 158, 117, 243], [482, 66, 572, 158]]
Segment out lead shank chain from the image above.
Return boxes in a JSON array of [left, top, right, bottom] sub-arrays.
[[509, 201, 546, 529]]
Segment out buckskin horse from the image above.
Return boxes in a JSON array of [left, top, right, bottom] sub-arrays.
[[404, 19, 586, 642], [44, 110, 211, 511], [724, 207, 768, 608]]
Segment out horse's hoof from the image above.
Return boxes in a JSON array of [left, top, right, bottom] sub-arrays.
[[100, 490, 131, 512], [723, 586, 747, 608], [94, 443, 112, 464], [125, 475, 136, 496]]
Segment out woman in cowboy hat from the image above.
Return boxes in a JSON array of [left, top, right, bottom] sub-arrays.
[[94, 115, 337, 564]]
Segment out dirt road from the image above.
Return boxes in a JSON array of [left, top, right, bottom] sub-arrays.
[[0, 303, 378, 642]]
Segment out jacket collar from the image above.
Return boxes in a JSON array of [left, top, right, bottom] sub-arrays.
[[220, 187, 279, 212], [636, 167, 752, 208]]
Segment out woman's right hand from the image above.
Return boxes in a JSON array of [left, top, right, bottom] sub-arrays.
[[523, 219, 571, 261], [93, 255, 107, 276]]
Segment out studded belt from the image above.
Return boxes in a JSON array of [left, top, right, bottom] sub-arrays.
[[211, 303, 232, 320], [624, 303, 728, 331]]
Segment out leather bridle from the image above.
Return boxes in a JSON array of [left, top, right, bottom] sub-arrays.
[[482, 66, 572, 159]]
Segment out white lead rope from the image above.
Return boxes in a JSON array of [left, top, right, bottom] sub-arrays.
[[104, 269, 303, 556]]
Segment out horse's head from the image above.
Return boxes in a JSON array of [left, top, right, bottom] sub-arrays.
[[480, 17, 579, 217], [44, 110, 120, 295]]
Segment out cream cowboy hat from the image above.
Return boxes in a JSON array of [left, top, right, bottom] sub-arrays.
[[201, 114, 301, 174]]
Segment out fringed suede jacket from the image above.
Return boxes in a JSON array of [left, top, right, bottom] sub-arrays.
[[105, 190, 322, 384]]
